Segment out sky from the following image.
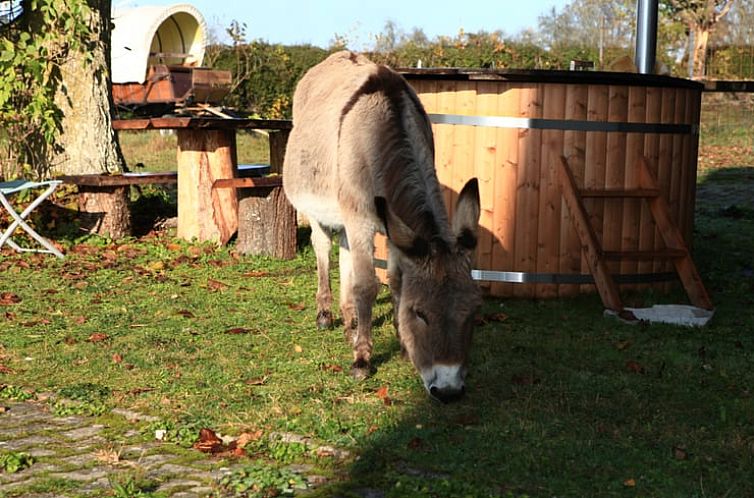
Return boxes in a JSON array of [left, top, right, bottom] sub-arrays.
[[116, 0, 565, 49]]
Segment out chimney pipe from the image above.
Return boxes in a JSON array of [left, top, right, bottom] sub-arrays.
[[635, 0, 658, 74]]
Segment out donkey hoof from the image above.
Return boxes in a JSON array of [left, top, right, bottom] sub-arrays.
[[316, 310, 333, 330], [350, 359, 371, 380]]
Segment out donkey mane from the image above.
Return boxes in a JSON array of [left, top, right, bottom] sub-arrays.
[[338, 64, 449, 251]]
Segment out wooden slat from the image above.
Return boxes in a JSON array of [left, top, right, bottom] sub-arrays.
[[535, 83, 566, 298], [603, 85, 629, 276], [513, 84, 543, 298], [559, 82, 588, 297], [213, 176, 283, 189], [640, 86, 662, 279], [620, 86, 647, 283], [491, 82, 519, 296], [59, 172, 177, 187], [582, 84, 609, 294]]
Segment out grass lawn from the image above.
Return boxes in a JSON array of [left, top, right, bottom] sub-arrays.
[[1, 131, 753, 497]]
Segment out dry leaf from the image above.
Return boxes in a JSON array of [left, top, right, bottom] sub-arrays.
[[376, 386, 392, 406], [623, 478, 636, 487], [673, 446, 688, 460], [87, 333, 109, 343], [287, 302, 306, 311], [112, 353, 123, 364], [207, 279, 228, 291], [225, 327, 251, 335], [625, 360, 645, 374], [321, 363, 343, 373], [0, 364, 13, 374], [193, 428, 224, 454], [0, 292, 21, 306], [243, 270, 270, 278], [236, 430, 263, 448], [245, 376, 268, 386], [294, 344, 303, 353], [176, 310, 195, 318], [407, 436, 423, 449]]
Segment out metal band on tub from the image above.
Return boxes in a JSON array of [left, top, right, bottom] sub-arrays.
[[427, 113, 698, 135], [373, 258, 676, 285]]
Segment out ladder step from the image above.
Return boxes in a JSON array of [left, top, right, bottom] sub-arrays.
[[603, 248, 688, 261], [579, 188, 660, 198]]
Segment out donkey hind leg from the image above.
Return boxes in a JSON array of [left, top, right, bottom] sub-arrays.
[[344, 226, 379, 380], [310, 220, 334, 330], [338, 232, 357, 339], [387, 242, 407, 359]]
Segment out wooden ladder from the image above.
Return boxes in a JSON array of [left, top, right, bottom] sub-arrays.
[[557, 155, 713, 320]]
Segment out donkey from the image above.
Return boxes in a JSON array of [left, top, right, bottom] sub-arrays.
[[283, 51, 481, 403]]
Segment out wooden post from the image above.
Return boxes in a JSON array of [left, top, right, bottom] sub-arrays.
[[176, 129, 238, 244], [268, 130, 290, 174]]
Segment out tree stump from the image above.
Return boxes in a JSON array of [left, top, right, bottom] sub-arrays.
[[237, 185, 296, 259], [176, 129, 238, 244], [77, 186, 131, 239]]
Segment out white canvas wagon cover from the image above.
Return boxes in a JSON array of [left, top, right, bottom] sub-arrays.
[[111, 3, 208, 84]]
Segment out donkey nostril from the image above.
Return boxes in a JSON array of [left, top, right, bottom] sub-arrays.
[[429, 385, 465, 404]]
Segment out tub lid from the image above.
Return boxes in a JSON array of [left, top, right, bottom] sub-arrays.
[[112, 3, 208, 84], [399, 67, 704, 90]]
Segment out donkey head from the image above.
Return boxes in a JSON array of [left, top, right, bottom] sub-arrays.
[[376, 179, 482, 403]]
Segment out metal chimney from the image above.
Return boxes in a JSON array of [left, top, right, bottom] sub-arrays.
[[635, 0, 658, 74]]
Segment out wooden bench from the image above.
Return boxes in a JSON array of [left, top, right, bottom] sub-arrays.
[[213, 175, 296, 259], [58, 172, 178, 239]]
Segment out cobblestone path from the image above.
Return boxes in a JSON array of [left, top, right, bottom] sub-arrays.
[[1, 399, 243, 497]]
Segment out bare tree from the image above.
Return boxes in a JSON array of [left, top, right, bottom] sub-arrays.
[[666, 0, 736, 78]]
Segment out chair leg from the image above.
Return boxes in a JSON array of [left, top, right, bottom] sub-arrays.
[[0, 185, 64, 258]]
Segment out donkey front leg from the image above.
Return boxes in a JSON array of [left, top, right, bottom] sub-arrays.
[[343, 228, 379, 380], [310, 220, 334, 329]]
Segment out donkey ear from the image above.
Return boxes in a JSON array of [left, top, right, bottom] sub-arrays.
[[452, 179, 481, 251], [375, 197, 429, 259]]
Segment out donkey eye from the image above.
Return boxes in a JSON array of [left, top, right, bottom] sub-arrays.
[[413, 308, 429, 325]]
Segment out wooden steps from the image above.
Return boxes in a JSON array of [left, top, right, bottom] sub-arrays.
[[557, 155, 713, 320]]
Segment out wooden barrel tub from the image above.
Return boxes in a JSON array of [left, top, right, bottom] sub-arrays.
[[374, 69, 704, 298]]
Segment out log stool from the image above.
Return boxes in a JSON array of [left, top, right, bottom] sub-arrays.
[[213, 175, 296, 259]]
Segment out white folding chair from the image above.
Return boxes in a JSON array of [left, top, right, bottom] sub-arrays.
[[0, 179, 64, 258]]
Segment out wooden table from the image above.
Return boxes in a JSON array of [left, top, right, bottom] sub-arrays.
[[113, 117, 292, 244]]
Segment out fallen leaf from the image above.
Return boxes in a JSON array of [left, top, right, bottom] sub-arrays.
[[224, 327, 251, 335], [207, 279, 228, 291], [623, 478, 636, 488], [112, 353, 123, 364], [0, 364, 13, 374], [176, 310, 195, 318], [166, 243, 182, 251], [287, 302, 306, 311], [4, 312, 16, 320], [245, 376, 268, 386], [236, 430, 263, 448], [673, 446, 688, 460], [407, 436, 423, 449], [0, 292, 21, 306], [87, 333, 109, 343], [294, 344, 303, 353], [72, 316, 87, 325], [625, 360, 645, 374], [511, 373, 541, 386], [193, 428, 224, 454], [615, 340, 632, 351], [243, 270, 270, 278], [376, 386, 392, 406], [321, 363, 343, 373]]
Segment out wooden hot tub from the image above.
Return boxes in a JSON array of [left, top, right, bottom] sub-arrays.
[[374, 68, 704, 298]]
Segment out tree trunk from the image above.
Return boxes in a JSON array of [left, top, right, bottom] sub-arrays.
[[51, 0, 126, 175], [691, 26, 711, 79], [28, 1, 131, 237], [237, 186, 296, 259]]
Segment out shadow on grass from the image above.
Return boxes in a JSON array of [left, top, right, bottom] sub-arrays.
[[310, 166, 754, 497]]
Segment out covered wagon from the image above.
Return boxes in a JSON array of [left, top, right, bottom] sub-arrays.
[[111, 3, 230, 111]]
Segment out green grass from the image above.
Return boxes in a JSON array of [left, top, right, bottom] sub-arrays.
[[2, 161, 754, 497], [117, 130, 270, 172]]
